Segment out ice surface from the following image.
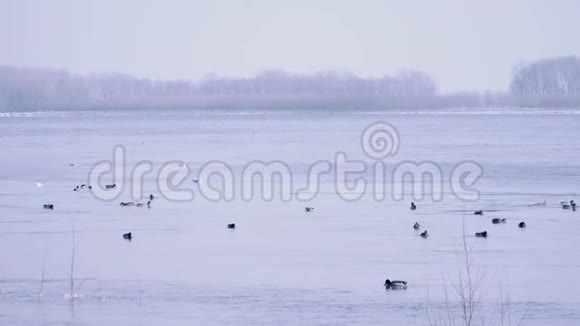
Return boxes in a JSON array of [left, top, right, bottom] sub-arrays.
[[0, 111, 579, 325]]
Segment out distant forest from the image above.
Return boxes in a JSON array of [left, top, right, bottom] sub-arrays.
[[1, 56, 580, 112]]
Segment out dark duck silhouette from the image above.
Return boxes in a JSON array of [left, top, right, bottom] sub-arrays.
[[105, 184, 116, 189], [518, 221, 527, 228], [492, 218, 507, 224], [227, 223, 236, 229], [74, 184, 90, 192], [413, 222, 421, 230], [474, 210, 483, 215], [475, 231, 488, 238], [123, 232, 132, 240], [410, 202, 416, 210], [561, 200, 575, 210], [384, 279, 408, 289], [420, 230, 429, 238], [305, 207, 314, 212], [43, 204, 54, 210]]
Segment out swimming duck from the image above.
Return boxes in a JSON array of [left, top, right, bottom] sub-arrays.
[[227, 223, 236, 229], [123, 232, 132, 240], [474, 210, 483, 215], [518, 221, 526, 228], [562, 200, 575, 209], [105, 184, 116, 189], [492, 218, 507, 224], [384, 279, 408, 289], [562, 203, 571, 209], [43, 204, 54, 210], [413, 222, 421, 230], [305, 207, 314, 212], [420, 230, 429, 238], [475, 231, 488, 238], [410, 202, 416, 210]]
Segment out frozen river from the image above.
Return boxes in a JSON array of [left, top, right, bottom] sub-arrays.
[[0, 110, 579, 325]]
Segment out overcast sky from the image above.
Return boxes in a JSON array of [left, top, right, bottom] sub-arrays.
[[1, 0, 580, 92]]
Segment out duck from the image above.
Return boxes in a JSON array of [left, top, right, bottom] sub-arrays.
[[227, 223, 236, 229], [492, 218, 507, 224], [561, 200, 574, 209], [305, 207, 314, 213], [562, 203, 571, 209], [384, 279, 408, 289], [474, 210, 483, 215], [410, 202, 417, 210], [105, 184, 116, 189], [420, 230, 429, 238], [475, 231, 488, 238], [518, 221, 527, 228], [413, 222, 421, 230], [122, 232, 132, 240], [43, 204, 54, 210]]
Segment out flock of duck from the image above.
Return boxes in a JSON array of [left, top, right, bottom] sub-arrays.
[[42, 183, 228, 241], [408, 201, 556, 240], [384, 200, 577, 289], [40, 185, 576, 290]]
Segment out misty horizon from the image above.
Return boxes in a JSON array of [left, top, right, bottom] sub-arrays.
[[0, 57, 571, 96], [2, 54, 580, 112], [2, 0, 580, 93]]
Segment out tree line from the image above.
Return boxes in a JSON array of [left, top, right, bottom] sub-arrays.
[[1, 56, 579, 112]]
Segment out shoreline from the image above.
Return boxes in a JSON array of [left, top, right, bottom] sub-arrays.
[[2, 106, 580, 118]]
